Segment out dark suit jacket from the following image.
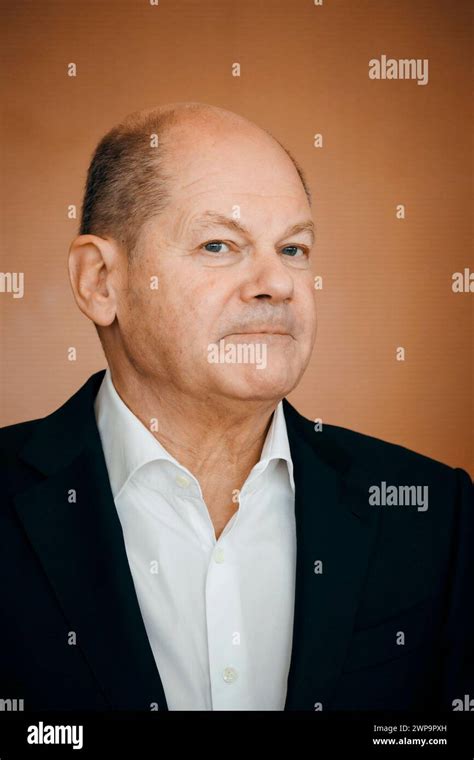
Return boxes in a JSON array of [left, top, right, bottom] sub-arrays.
[[1, 370, 473, 711]]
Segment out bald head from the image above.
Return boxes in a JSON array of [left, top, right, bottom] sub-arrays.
[[79, 102, 311, 259]]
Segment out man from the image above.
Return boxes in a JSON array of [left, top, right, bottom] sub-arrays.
[[0, 103, 472, 712]]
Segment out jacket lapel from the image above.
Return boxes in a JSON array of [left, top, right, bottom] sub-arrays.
[[282, 399, 379, 710], [14, 370, 169, 711]]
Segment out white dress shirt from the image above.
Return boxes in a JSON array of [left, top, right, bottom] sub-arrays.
[[94, 368, 296, 710]]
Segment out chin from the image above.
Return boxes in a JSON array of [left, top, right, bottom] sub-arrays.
[[213, 367, 299, 402]]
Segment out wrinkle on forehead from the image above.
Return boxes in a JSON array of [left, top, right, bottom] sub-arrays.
[[162, 201, 313, 248]]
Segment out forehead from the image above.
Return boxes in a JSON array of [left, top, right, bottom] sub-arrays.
[[163, 192, 312, 245], [154, 124, 311, 239], [168, 126, 307, 202], [167, 144, 311, 237]]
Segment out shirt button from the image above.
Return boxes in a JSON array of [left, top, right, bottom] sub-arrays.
[[213, 547, 225, 564], [175, 474, 190, 488], [223, 666, 238, 684]]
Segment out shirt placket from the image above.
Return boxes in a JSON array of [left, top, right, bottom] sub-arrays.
[[205, 535, 250, 709]]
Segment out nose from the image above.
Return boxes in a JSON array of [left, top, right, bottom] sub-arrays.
[[239, 248, 295, 304]]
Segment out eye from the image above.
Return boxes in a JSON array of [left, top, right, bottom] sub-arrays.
[[201, 240, 231, 254], [281, 245, 308, 258]]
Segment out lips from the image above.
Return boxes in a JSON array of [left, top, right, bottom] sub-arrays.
[[224, 331, 293, 341], [224, 326, 292, 337]]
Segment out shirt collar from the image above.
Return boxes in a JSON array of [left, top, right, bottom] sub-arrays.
[[94, 367, 295, 499]]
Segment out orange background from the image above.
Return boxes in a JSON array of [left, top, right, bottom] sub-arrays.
[[1, 0, 472, 475]]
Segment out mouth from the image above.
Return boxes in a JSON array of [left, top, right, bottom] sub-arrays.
[[224, 332, 294, 340]]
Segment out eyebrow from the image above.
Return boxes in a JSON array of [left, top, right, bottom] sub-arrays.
[[190, 211, 315, 245]]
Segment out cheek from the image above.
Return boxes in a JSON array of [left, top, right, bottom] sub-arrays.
[[154, 275, 225, 343], [296, 283, 317, 328]]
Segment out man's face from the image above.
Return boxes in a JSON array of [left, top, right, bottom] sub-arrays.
[[118, 122, 317, 404]]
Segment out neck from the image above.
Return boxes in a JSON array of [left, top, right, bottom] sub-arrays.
[[107, 364, 279, 490]]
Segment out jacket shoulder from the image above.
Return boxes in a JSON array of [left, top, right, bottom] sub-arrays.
[[290, 405, 470, 482], [0, 370, 106, 464], [0, 417, 43, 457], [324, 422, 456, 475]]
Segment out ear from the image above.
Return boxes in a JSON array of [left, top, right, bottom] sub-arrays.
[[68, 234, 122, 327]]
